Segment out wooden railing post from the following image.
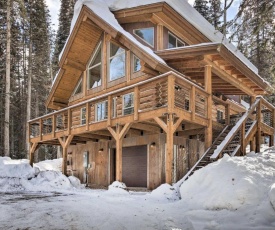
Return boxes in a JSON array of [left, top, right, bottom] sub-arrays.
[[39, 119, 42, 141], [167, 75, 175, 113], [226, 104, 230, 125], [52, 115, 56, 138], [108, 96, 112, 126], [68, 109, 71, 135], [86, 102, 89, 131], [134, 86, 139, 121], [190, 85, 195, 121], [241, 123, 246, 155]]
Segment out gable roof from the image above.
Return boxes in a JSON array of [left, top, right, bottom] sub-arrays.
[[47, 0, 270, 109]]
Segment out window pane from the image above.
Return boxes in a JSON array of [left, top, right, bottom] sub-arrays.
[[90, 45, 101, 67], [89, 65, 102, 88], [110, 52, 125, 81], [123, 94, 134, 115], [177, 40, 185, 47], [74, 79, 82, 95], [168, 34, 176, 48], [134, 28, 154, 47], [133, 56, 141, 72], [110, 43, 124, 57], [81, 107, 86, 125], [96, 102, 108, 121]]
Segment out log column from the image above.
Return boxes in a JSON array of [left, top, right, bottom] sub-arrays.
[[58, 135, 74, 175], [256, 100, 262, 153], [204, 65, 212, 149], [107, 123, 132, 181]]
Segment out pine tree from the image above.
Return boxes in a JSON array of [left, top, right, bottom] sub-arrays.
[[209, 0, 222, 30], [194, 0, 212, 23], [52, 0, 76, 75]]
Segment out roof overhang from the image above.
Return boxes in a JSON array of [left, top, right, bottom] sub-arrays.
[[155, 43, 271, 96]]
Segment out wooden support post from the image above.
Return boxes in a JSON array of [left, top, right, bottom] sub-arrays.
[[269, 135, 273, 147], [52, 115, 56, 138], [250, 138, 256, 152], [241, 123, 246, 155], [107, 123, 132, 182], [58, 135, 74, 176], [256, 100, 262, 153], [166, 113, 174, 184], [168, 75, 175, 113], [204, 65, 212, 149], [29, 142, 39, 166], [83, 69, 87, 97], [190, 85, 195, 121], [157, 24, 164, 50], [134, 86, 139, 121]]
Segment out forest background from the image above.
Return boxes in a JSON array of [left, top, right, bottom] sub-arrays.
[[0, 0, 274, 159]]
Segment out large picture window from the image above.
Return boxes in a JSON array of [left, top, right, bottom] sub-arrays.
[[168, 32, 185, 49], [133, 27, 154, 47], [88, 42, 102, 89], [109, 43, 126, 81], [96, 101, 108, 121], [123, 93, 134, 115]]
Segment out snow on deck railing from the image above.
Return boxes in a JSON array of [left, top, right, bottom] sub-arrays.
[[210, 98, 261, 160]]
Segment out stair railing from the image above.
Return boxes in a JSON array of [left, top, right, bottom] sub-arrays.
[[210, 98, 260, 160], [174, 125, 229, 188]]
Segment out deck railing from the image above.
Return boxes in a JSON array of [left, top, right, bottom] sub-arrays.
[[29, 72, 210, 142]]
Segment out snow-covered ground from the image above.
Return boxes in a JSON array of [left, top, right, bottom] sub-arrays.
[[1, 147, 275, 229]]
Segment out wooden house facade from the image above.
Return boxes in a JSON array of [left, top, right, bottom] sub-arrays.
[[28, 1, 275, 189]]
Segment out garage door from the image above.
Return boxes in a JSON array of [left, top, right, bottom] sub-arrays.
[[122, 145, 147, 187]]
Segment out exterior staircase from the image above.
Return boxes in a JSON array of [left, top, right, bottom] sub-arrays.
[[178, 98, 261, 183]]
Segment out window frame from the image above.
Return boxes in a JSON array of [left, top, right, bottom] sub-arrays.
[[108, 41, 126, 82], [122, 93, 134, 116], [133, 27, 155, 48], [95, 100, 108, 122], [87, 41, 102, 90], [72, 76, 83, 96], [168, 32, 185, 49]]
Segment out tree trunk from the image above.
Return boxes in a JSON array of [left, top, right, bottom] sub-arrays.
[[4, 0, 11, 157], [26, 41, 32, 155]]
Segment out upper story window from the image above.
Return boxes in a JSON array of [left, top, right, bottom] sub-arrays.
[[133, 27, 154, 47], [123, 93, 134, 115], [168, 32, 185, 49], [73, 76, 83, 95], [88, 42, 102, 89], [109, 42, 126, 81], [133, 55, 141, 73], [96, 101, 108, 121], [80, 107, 86, 125]]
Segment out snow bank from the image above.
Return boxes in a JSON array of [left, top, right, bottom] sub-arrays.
[[34, 158, 62, 172], [179, 153, 275, 211], [269, 183, 275, 211], [0, 157, 83, 192], [150, 183, 179, 201], [107, 181, 129, 194]]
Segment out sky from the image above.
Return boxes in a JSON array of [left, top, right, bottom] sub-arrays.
[[45, 0, 239, 32]]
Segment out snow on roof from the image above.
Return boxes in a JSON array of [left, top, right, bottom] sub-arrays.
[[55, 0, 265, 88]]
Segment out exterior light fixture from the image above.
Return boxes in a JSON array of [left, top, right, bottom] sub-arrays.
[[99, 148, 104, 153], [150, 142, 156, 147]]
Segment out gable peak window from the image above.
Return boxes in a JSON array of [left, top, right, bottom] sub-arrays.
[[88, 41, 102, 89], [133, 27, 154, 47], [168, 32, 185, 49], [73, 76, 83, 95], [109, 42, 126, 81]]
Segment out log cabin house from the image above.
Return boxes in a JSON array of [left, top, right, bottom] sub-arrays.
[[28, 0, 275, 189]]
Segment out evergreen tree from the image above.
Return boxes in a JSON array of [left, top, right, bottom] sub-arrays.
[[194, 0, 212, 23], [52, 0, 76, 75], [209, 0, 222, 30]]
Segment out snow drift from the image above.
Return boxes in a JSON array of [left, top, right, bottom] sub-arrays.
[[179, 152, 275, 211], [0, 157, 83, 192]]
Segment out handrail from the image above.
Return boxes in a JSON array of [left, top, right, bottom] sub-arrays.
[[174, 125, 229, 188], [231, 144, 241, 157], [29, 71, 208, 123], [210, 98, 260, 160]]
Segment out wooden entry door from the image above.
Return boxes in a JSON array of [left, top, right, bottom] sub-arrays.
[[122, 145, 147, 187]]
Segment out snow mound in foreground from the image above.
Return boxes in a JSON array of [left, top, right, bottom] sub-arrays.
[[107, 181, 129, 194], [180, 153, 275, 211], [0, 157, 84, 192], [150, 183, 179, 201], [34, 158, 62, 171]]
